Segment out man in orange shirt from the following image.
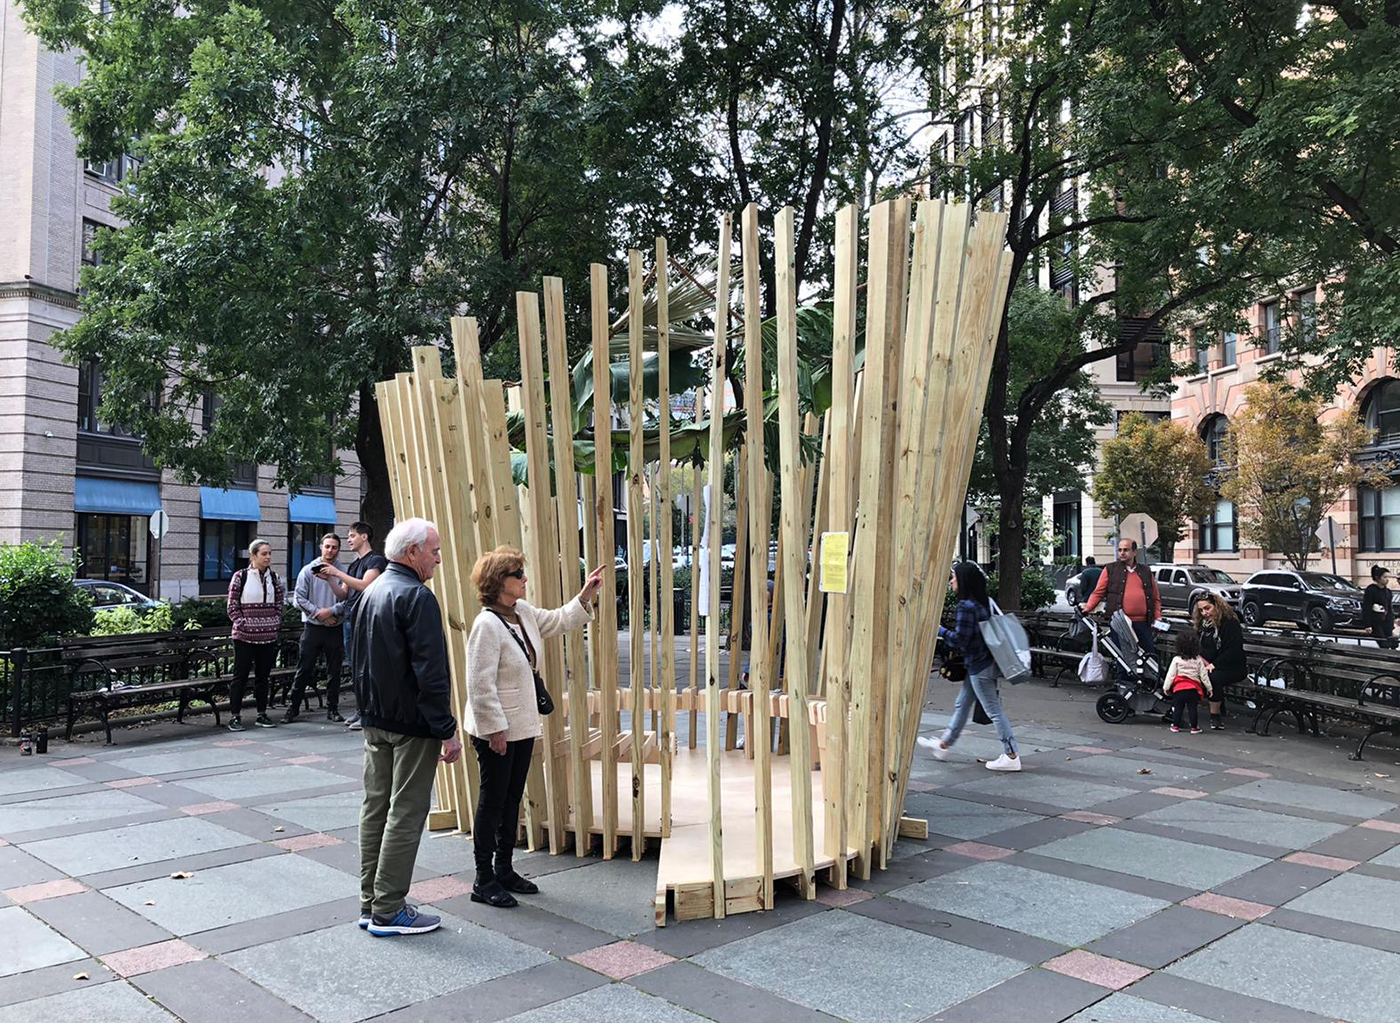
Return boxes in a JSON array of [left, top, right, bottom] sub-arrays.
[[1084, 538, 1164, 683]]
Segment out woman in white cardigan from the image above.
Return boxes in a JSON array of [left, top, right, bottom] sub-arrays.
[[465, 545, 606, 907]]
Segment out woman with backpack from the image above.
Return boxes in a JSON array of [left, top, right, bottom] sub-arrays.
[[918, 561, 1022, 772], [226, 538, 285, 731]]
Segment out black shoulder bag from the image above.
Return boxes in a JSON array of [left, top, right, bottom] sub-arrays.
[[487, 609, 554, 715]]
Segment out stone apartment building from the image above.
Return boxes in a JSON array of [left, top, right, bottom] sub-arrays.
[[1171, 284, 1398, 585], [0, 2, 363, 599]]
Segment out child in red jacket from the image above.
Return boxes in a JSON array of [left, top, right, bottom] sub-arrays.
[[1164, 627, 1213, 735]]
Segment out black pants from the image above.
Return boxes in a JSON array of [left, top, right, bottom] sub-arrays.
[[230, 640, 278, 718], [289, 624, 343, 713], [1371, 623, 1397, 649], [471, 736, 533, 881], [1172, 689, 1200, 729]]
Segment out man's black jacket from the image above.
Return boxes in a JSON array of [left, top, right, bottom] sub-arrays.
[[351, 562, 457, 740]]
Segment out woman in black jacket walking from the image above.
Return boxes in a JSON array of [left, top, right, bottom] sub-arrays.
[[1192, 594, 1245, 730]]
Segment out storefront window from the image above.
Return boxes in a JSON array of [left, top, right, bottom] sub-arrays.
[[75, 514, 149, 591], [288, 522, 333, 579], [200, 520, 251, 594]]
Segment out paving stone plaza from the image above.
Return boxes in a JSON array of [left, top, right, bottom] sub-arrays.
[[3, 687, 1400, 1023]]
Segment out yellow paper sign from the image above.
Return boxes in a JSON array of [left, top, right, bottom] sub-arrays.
[[819, 531, 849, 594]]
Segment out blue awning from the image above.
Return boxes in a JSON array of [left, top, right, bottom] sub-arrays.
[[75, 477, 162, 516], [200, 487, 261, 522], [288, 494, 337, 525]]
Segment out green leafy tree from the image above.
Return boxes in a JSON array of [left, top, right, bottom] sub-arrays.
[[19, 0, 718, 542], [0, 541, 93, 648], [1219, 382, 1392, 571], [1093, 413, 1215, 564]]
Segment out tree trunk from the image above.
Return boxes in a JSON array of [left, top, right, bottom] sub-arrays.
[[355, 381, 396, 548]]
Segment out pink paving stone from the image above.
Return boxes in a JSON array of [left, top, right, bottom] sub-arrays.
[[1043, 950, 1152, 991], [1150, 787, 1208, 799], [945, 841, 1014, 861], [1061, 811, 1124, 826], [1284, 852, 1359, 871], [1225, 767, 1271, 778], [100, 940, 206, 978], [1183, 893, 1273, 921], [406, 875, 473, 903], [3, 878, 88, 905], [0, 837, 9, 847], [284, 754, 328, 765], [272, 833, 343, 852], [567, 941, 677, 981], [105, 776, 158, 789], [214, 739, 256, 747], [1360, 819, 1400, 834], [907, 780, 939, 793], [815, 887, 874, 908], [179, 801, 240, 816], [53, 756, 95, 766], [1067, 745, 1113, 754]]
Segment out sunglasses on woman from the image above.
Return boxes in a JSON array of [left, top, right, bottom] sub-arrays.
[[506, 569, 524, 579]]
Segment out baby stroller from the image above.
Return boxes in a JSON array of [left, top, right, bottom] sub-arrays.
[[1069, 606, 1169, 725]]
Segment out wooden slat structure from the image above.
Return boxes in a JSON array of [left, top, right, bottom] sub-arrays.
[[372, 197, 1009, 923]]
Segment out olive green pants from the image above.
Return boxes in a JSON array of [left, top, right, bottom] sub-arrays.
[[359, 726, 441, 918]]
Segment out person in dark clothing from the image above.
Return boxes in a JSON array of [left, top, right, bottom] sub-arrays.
[[351, 518, 462, 937], [917, 561, 1021, 771], [1363, 566, 1397, 649], [1192, 593, 1245, 729], [1074, 557, 1101, 604], [318, 521, 388, 729]]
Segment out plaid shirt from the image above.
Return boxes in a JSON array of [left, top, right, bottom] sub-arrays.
[[938, 599, 993, 674]]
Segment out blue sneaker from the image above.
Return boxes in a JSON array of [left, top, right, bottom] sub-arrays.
[[367, 903, 440, 936], [358, 909, 371, 930]]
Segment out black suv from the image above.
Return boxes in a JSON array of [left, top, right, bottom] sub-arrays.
[[1240, 570, 1364, 631]]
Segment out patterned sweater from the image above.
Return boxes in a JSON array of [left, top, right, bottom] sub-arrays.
[[227, 568, 285, 644]]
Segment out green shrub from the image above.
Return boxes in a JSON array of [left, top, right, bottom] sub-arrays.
[[281, 602, 304, 631], [90, 602, 192, 636], [989, 569, 1055, 612], [171, 596, 229, 630], [0, 540, 93, 648]]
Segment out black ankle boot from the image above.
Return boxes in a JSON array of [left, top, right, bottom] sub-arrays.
[[470, 878, 517, 908], [496, 868, 539, 895]]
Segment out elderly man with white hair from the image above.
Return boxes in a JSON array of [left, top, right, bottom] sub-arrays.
[[350, 517, 463, 936]]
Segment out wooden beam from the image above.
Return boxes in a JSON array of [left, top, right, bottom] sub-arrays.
[[544, 277, 594, 855], [516, 291, 570, 854], [774, 205, 815, 897], [590, 263, 621, 860], [725, 448, 748, 750], [741, 201, 775, 907], [627, 248, 648, 861], [656, 235, 676, 840], [688, 457, 702, 750], [705, 212, 732, 918]]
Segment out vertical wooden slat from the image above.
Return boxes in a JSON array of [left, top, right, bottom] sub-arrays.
[[741, 201, 775, 906], [822, 202, 859, 887], [688, 456, 702, 750], [516, 291, 570, 855], [724, 450, 748, 749], [656, 235, 675, 839], [774, 206, 815, 896], [706, 213, 732, 917], [544, 277, 594, 855], [627, 249, 648, 860], [590, 263, 621, 859], [649, 466, 660, 735]]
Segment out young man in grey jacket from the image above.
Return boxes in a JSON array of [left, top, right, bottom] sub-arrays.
[[285, 532, 348, 723]]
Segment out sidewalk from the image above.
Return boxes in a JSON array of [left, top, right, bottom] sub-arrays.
[[2, 674, 1400, 1022]]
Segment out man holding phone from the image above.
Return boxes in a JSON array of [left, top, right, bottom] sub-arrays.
[[286, 532, 348, 723]]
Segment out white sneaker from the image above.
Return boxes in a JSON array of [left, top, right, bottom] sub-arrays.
[[986, 754, 1022, 772], [917, 736, 952, 761]]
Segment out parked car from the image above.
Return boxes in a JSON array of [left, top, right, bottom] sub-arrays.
[[1151, 564, 1243, 613], [75, 579, 162, 611], [1240, 570, 1364, 631]]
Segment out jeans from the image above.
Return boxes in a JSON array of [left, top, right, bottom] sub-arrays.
[[288, 623, 343, 713], [359, 726, 441, 918], [1121, 621, 1157, 685], [471, 736, 534, 881], [942, 667, 1018, 756], [229, 640, 277, 718]]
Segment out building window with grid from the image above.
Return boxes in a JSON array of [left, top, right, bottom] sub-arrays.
[[1221, 331, 1238, 367], [288, 522, 333, 580], [1298, 289, 1318, 344], [1364, 378, 1400, 447], [1199, 499, 1237, 553], [1202, 414, 1230, 466], [1052, 496, 1080, 559], [1262, 300, 1281, 354], [1360, 485, 1400, 552], [1191, 328, 1209, 374], [200, 520, 252, 594]]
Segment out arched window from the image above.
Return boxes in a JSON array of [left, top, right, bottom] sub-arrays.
[[1363, 379, 1400, 446], [1201, 414, 1230, 465]]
